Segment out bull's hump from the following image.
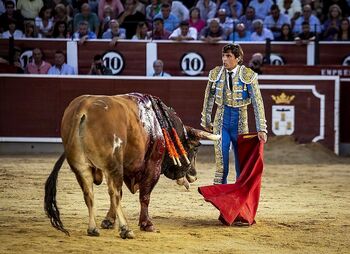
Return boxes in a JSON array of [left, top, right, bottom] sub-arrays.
[[128, 94, 163, 141]]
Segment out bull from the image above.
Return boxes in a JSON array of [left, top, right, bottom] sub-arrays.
[[44, 93, 219, 239]]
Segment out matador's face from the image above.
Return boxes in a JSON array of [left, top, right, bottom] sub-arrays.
[[222, 52, 239, 70]]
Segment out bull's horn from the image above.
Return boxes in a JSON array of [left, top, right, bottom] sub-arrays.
[[185, 126, 221, 141], [198, 131, 221, 141]]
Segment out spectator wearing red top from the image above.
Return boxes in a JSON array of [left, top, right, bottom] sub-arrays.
[[26, 48, 51, 74], [188, 7, 205, 34]]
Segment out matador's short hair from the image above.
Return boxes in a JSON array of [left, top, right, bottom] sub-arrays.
[[222, 44, 244, 65]]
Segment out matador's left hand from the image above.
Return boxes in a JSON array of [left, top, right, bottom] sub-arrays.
[[258, 131, 267, 143]]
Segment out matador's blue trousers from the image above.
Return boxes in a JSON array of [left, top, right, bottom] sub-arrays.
[[221, 105, 240, 184]]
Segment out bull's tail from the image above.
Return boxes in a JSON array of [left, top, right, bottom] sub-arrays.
[[44, 153, 70, 236]]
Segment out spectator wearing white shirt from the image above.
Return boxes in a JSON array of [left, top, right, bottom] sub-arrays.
[[149, 59, 171, 77], [293, 4, 321, 34], [277, 0, 301, 20], [251, 19, 274, 41], [17, 0, 43, 20], [249, 0, 274, 19], [35, 6, 54, 38], [169, 21, 197, 40], [264, 4, 290, 38], [196, 0, 217, 21], [48, 50, 75, 75]]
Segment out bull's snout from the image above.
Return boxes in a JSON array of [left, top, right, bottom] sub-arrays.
[[186, 174, 197, 183]]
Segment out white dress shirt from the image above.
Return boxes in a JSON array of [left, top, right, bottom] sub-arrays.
[[169, 27, 198, 40]]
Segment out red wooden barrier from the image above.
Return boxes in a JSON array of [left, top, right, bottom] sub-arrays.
[[0, 75, 339, 153]]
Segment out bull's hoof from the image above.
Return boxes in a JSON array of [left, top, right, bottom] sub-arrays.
[[119, 226, 135, 239], [101, 219, 115, 229], [140, 224, 156, 232], [87, 228, 100, 236]]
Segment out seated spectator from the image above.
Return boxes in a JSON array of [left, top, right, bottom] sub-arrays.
[[277, 0, 301, 27], [11, 46, 24, 73], [35, 6, 54, 38], [149, 17, 170, 39], [295, 21, 316, 44], [0, 0, 24, 33], [164, 0, 189, 22], [0, 1, 4, 16], [217, 8, 235, 38], [250, 19, 274, 41], [98, 0, 124, 22], [73, 3, 99, 36], [322, 0, 349, 19], [248, 52, 264, 74], [239, 6, 263, 33], [23, 21, 41, 38], [117, 0, 145, 39], [199, 18, 225, 43], [154, 3, 179, 33], [338, 18, 350, 41], [102, 19, 126, 45], [73, 20, 97, 44], [88, 0, 99, 14], [26, 48, 51, 74], [228, 23, 251, 41], [48, 50, 75, 75], [135, 0, 146, 15], [1, 19, 24, 38], [264, 4, 290, 38], [52, 20, 70, 38], [219, 0, 243, 19], [132, 21, 150, 40], [249, 0, 273, 20], [99, 5, 116, 34], [169, 20, 197, 41], [322, 4, 342, 39], [149, 59, 171, 77], [54, 4, 73, 35], [275, 23, 294, 41], [293, 4, 321, 34], [17, 0, 43, 20], [196, 0, 216, 21], [188, 7, 205, 34], [146, 0, 161, 26], [88, 54, 113, 75]]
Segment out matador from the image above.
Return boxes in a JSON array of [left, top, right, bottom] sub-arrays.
[[201, 44, 267, 184]]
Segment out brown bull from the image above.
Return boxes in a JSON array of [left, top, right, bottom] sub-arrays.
[[44, 93, 219, 239]]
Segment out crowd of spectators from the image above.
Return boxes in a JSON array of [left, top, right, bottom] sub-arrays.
[[0, 0, 349, 43]]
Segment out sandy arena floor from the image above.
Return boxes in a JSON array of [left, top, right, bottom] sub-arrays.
[[0, 137, 349, 254]]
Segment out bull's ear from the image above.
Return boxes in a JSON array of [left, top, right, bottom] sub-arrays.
[[185, 126, 220, 141]]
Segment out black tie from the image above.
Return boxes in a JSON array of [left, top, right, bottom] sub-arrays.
[[228, 72, 233, 91]]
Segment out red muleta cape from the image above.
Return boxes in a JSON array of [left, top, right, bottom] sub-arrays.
[[198, 133, 264, 225]]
